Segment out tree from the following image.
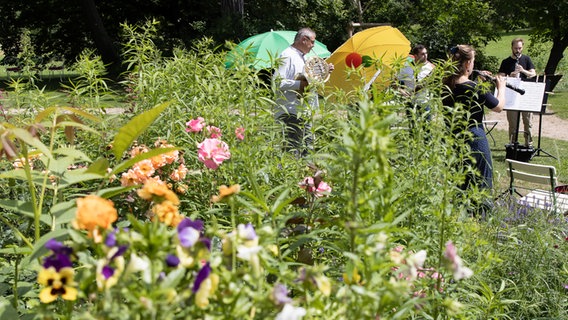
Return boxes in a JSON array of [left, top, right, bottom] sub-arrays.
[[491, 0, 568, 75]]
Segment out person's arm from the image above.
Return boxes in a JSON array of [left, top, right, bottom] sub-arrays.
[[491, 75, 506, 112]]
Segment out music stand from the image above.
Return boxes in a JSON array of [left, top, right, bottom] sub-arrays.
[[524, 75, 562, 158], [502, 77, 550, 161]]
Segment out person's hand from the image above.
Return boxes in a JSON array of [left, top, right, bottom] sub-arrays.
[[298, 78, 309, 94], [328, 63, 334, 72], [495, 74, 506, 90]]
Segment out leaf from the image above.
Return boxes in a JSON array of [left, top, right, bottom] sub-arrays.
[[86, 157, 110, 175], [11, 128, 52, 159], [58, 168, 104, 188], [95, 185, 138, 199], [0, 199, 51, 225], [0, 297, 19, 319], [50, 200, 77, 226], [112, 100, 172, 158]]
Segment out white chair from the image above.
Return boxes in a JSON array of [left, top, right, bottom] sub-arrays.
[[506, 159, 568, 214]]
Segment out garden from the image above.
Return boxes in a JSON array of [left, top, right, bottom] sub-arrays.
[[1, 22, 568, 320]]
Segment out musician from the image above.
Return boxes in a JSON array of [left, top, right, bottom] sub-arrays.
[[498, 38, 536, 147], [442, 45, 505, 195], [273, 27, 333, 156], [396, 44, 435, 125]]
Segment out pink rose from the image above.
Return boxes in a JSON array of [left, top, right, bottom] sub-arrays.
[[186, 117, 205, 133], [206, 126, 222, 138], [235, 127, 245, 140], [197, 138, 231, 170]]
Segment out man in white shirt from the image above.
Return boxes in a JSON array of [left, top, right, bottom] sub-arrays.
[[396, 44, 435, 125], [273, 28, 322, 156]]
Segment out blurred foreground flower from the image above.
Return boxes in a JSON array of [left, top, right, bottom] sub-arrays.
[[38, 267, 78, 303], [197, 138, 231, 170], [444, 241, 473, 280], [276, 303, 307, 320], [73, 195, 118, 241], [38, 239, 77, 303]]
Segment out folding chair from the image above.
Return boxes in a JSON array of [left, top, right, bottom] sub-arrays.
[[482, 114, 499, 146], [506, 159, 568, 214]]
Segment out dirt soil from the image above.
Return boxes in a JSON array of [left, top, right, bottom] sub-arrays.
[[484, 107, 568, 141]]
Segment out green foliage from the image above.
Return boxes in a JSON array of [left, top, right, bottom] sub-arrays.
[[1, 21, 568, 319]]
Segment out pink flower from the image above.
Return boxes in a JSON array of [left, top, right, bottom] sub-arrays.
[[298, 177, 332, 197], [206, 126, 222, 138], [235, 127, 245, 140], [444, 241, 473, 280], [186, 117, 205, 133], [197, 138, 231, 170]]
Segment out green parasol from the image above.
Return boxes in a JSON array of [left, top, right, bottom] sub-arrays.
[[225, 30, 331, 70]]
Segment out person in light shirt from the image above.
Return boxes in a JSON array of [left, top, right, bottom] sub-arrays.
[[273, 27, 333, 156]]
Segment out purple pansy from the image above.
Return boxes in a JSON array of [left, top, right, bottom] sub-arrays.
[[177, 218, 205, 248], [42, 253, 73, 271], [45, 239, 72, 255], [272, 283, 293, 305], [102, 265, 115, 279], [43, 239, 73, 271], [166, 254, 180, 267], [192, 263, 211, 293]]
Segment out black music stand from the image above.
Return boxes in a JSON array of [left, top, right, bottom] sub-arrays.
[[503, 78, 547, 161], [524, 75, 563, 159]]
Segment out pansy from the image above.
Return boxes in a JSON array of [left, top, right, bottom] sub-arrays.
[[271, 283, 293, 305], [275, 304, 307, 320], [186, 117, 205, 133], [166, 254, 180, 267], [197, 138, 231, 170], [177, 218, 204, 248], [193, 263, 219, 308], [37, 267, 78, 303]]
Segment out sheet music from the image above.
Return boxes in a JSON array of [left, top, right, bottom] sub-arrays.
[[500, 78, 546, 112]]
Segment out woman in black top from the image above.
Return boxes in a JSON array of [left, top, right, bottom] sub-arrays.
[[443, 45, 505, 191]]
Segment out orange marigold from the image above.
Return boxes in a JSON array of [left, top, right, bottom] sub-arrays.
[[73, 195, 118, 238], [211, 184, 240, 203], [151, 200, 182, 227], [137, 177, 180, 205]]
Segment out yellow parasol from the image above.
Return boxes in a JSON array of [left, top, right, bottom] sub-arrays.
[[325, 26, 411, 94]]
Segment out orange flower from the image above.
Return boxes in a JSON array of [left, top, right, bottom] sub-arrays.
[[211, 184, 240, 203], [137, 177, 180, 205], [73, 195, 118, 238], [151, 200, 182, 227]]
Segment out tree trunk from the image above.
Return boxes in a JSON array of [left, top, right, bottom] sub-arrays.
[[544, 34, 568, 75], [221, 0, 244, 16], [80, 0, 121, 77]]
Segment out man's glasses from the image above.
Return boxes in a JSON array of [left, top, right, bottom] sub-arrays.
[[305, 36, 315, 44]]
